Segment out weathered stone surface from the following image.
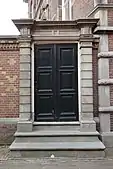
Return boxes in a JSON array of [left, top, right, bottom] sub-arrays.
[[81, 48, 92, 55], [20, 63, 30, 71], [20, 72, 30, 79], [99, 86, 110, 107], [99, 114, 110, 132], [81, 71, 92, 79], [17, 121, 32, 132], [81, 79, 92, 87], [20, 80, 30, 88], [81, 63, 92, 71], [20, 104, 31, 113], [20, 48, 30, 55], [81, 96, 93, 104], [20, 88, 30, 96], [81, 88, 93, 95], [81, 104, 93, 112], [20, 55, 31, 63], [20, 96, 30, 104], [98, 59, 109, 79]]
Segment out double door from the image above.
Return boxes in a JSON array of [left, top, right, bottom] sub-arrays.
[[34, 44, 78, 121]]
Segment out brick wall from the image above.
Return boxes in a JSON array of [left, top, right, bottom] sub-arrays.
[[108, 6, 113, 131], [35, 0, 94, 20], [72, 0, 94, 19], [92, 42, 100, 131], [0, 37, 19, 144], [108, 0, 113, 3], [92, 42, 99, 118]]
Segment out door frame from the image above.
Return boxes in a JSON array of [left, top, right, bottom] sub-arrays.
[[32, 42, 81, 122]]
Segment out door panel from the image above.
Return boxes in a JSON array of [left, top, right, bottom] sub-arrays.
[[34, 45, 55, 121], [56, 44, 78, 121], [34, 44, 78, 122]]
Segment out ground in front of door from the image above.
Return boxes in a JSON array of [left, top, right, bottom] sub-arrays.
[[0, 146, 113, 169]]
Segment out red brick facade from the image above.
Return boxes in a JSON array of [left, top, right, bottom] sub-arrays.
[[0, 40, 19, 118], [108, 5, 113, 131], [92, 42, 99, 118], [0, 38, 19, 144]]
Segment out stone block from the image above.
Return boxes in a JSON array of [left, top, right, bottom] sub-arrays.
[[98, 58, 109, 79], [20, 72, 31, 79], [20, 43, 31, 48], [81, 96, 93, 104], [81, 79, 92, 87], [20, 80, 30, 87], [20, 48, 30, 55], [101, 133, 113, 148], [81, 113, 93, 121], [80, 42, 92, 47], [20, 55, 31, 63], [81, 54, 92, 63], [20, 88, 30, 96], [81, 47, 92, 55], [99, 113, 110, 132], [20, 104, 31, 113], [81, 87, 93, 95], [105, 147, 113, 157], [82, 104, 93, 112], [99, 35, 108, 51], [20, 96, 30, 104], [19, 112, 31, 121], [81, 71, 92, 79], [80, 121, 96, 132], [99, 86, 110, 106], [17, 121, 33, 132], [20, 63, 30, 71], [81, 63, 92, 71]]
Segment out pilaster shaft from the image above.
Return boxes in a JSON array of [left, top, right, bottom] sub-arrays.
[[17, 26, 33, 132], [94, 0, 111, 133], [80, 27, 96, 132]]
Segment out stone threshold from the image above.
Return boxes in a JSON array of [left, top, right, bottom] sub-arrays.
[[33, 121, 80, 126]]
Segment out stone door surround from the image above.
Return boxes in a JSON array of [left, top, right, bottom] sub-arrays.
[[12, 18, 99, 133]]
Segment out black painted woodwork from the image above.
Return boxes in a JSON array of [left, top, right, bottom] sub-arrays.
[[34, 44, 78, 122]]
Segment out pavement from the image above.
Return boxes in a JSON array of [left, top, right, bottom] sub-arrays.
[[0, 146, 113, 169]]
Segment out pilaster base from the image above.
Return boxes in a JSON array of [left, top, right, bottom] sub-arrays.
[[17, 121, 33, 132], [80, 120, 96, 132], [101, 132, 113, 157]]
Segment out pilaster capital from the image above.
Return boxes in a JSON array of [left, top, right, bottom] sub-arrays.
[[12, 19, 33, 35]]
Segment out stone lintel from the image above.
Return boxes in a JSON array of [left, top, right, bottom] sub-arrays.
[[98, 52, 113, 58], [99, 106, 113, 112], [12, 19, 99, 33], [98, 79, 113, 85]]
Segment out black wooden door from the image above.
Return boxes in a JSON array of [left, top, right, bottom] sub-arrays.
[[34, 44, 78, 122]]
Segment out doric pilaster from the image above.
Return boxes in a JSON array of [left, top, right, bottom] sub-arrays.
[[12, 19, 33, 132], [79, 26, 96, 132]]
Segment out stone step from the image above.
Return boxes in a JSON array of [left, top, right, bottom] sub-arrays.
[[14, 130, 100, 142], [33, 122, 80, 131], [15, 130, 100, 137], [15, 136, 99, 143], [10, 141, 105, 158]]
